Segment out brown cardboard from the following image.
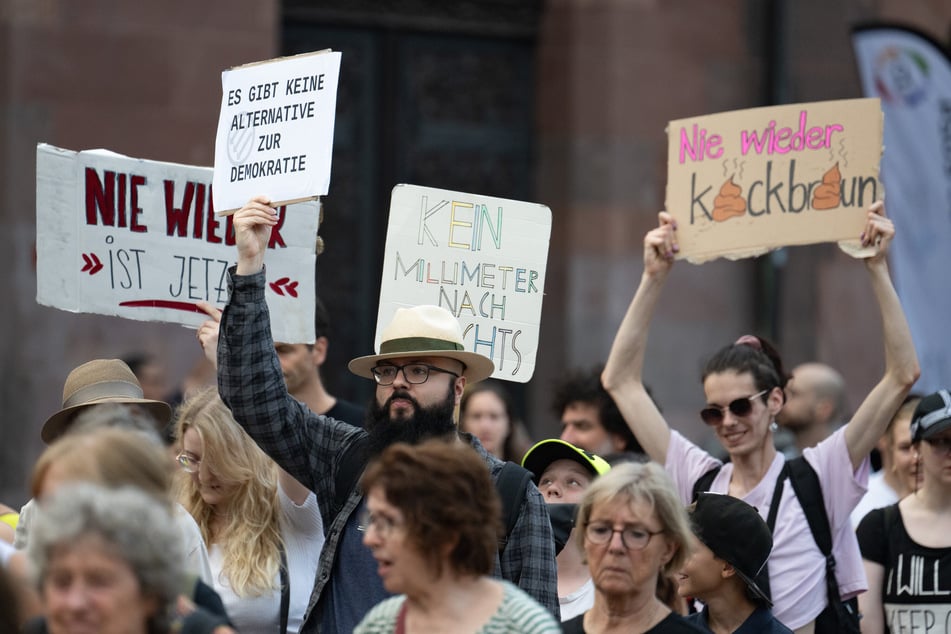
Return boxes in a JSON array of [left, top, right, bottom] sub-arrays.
[[666, 98, 883, 263]]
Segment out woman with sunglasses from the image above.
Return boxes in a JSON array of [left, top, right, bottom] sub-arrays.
[[174, 387, 324, 634], [602, 201, 919, 632], [857, 390, 951, 633], [561, 461, 701, 633]]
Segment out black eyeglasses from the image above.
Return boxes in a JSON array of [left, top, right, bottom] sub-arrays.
[[370, 363, 460, 386], [584, 522, 663, 550], [699, 389, 769, 425]]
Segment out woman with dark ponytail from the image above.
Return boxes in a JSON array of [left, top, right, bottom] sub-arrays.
[[602, 201, 919, 632]]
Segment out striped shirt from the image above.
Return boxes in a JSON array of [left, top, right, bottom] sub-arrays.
[[354, 580, 561, 633]]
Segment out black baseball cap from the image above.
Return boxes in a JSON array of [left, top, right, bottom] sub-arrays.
[[690, 493, 773, 606], [911, 390, 951, 443]]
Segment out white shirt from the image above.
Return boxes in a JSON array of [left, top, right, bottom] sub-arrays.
[[209, 485, 323, 634], [850, 469, 899, 528], [559, 578, 595, 622]]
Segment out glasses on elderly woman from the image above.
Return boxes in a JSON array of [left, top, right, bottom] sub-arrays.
[[699, 389, 769, 425], [585, 522, 663, 550]]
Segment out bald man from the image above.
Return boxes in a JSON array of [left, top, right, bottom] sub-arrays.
[[777, 362, 848, 453]]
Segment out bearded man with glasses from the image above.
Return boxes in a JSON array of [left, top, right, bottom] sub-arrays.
[[209, 197, 557, 634]]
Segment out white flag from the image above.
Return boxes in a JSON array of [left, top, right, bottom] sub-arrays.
[[852, 25, 951, 392]]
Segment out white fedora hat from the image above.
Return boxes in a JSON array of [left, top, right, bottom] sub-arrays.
[[348, 305, 494, 382]]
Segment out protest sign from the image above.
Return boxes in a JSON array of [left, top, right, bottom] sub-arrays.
[[853, 24, 951, 392], [212, 50, 341, 214], [666, 98, 883, 263], [36, 144, 320, 343], [377, 184, 551, 383]]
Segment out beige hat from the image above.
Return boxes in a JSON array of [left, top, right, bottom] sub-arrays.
[[348, 305, 495, 382], [41, 359, 172, 444]]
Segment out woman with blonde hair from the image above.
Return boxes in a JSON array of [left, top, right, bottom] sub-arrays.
[[174, 386, 323, 634], [563, 461, 701, 633]]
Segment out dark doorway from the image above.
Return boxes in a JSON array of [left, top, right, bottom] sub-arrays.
[[283, 2, 541, 410]]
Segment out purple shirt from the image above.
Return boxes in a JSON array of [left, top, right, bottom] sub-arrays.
[[666, 427, 868, 629]]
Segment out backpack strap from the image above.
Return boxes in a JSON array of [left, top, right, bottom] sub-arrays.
[[691, 465, 722, 502], [332, 435, 370, 517], [279, 543, 290, 634], [784, 456, 844, 611], [785, 457, 833, 555], [753, 461, 790, 602], [495, 461, 533, 553]]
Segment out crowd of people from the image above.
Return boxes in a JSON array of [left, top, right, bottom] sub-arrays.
[[2, 195, 944, 634]]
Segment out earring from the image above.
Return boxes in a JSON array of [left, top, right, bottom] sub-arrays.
[[770, 420, 778, 432]]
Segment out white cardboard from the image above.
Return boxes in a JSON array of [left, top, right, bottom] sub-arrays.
[[213, 50, 342, 213], [36, 144, 320, 343], [377, 184, 551, 383]]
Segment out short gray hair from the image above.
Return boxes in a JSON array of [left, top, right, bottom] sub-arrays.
[[27, 483, 183, 634], [575, 461, 692, 574]]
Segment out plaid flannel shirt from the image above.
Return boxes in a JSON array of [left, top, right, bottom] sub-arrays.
[[218, 268, 559, 632]]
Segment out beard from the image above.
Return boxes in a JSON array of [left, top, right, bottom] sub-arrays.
[[364, 383, 457, 457]]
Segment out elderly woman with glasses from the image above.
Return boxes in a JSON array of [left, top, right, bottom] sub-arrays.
[[857, 390, 951, 632], [174, 387, 324, 634], [25, 483, 235, 634], [602, 202, 919, 631], [561, 461, 700, 633], [354, 438, 559, 633]]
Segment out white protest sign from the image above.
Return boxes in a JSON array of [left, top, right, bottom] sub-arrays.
[[213, 50, 341, 214], [377, 184, 551, 383], [36, 144, 320, 343]]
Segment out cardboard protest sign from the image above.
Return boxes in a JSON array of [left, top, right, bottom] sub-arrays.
[[213, 50, 341, 214], [377, 185, 551, 383], [36, 144, 320, 343], [666, 98, 883, 263]]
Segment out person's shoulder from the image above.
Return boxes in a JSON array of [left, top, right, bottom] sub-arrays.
[[737, 606, 793, 634], [559, 612, 586, 633], [859, 503, 888, 526], [496, 580, 559, 628], [682, 610, 704, 627], [649, 612, 706, 633], [804, 424, 849, 461], [353, 595, 405, 632], [856, 502, 892, 540]]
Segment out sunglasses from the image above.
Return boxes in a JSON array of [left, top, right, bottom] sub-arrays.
[[700, 389, 769, 425]]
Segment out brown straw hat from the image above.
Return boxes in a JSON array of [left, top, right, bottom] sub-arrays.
[[41, 359, 172, 444], [348, 305, 494, 382]]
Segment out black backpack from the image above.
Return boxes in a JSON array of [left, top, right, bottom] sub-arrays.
[[692, 456, 860, 634]]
